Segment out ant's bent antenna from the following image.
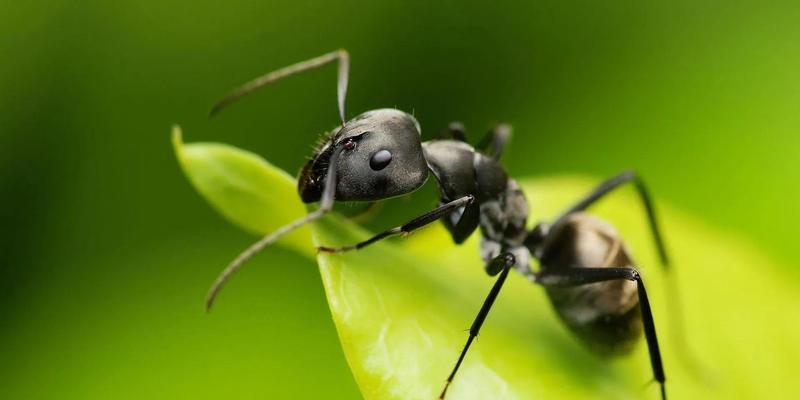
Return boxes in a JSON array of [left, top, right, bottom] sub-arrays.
[[210, 49, 350, 124], [205, 146, 344, 311]]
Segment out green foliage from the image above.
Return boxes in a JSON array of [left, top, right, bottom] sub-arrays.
[[172, 126, 312, 256], [174, 127, 800, 399]]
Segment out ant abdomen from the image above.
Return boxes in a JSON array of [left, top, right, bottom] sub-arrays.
[[541, 213, 644, 355]]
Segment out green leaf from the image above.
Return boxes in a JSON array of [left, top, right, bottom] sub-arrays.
[[173, 130, 800, 399], [172, 126, 312, 257]]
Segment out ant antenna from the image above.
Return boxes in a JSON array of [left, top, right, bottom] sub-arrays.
[[205, 146, 344, 311], [210, 49, 350, 125]]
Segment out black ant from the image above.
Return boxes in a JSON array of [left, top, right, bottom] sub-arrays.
[[205, 50, 669, 399]]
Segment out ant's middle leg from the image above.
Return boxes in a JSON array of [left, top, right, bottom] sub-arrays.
[[439, 252, 516, 399]]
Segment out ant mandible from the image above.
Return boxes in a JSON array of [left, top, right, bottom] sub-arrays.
[[205, 49, 669, 400]]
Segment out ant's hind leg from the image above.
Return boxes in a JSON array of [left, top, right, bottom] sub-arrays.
[[536, 267, 667, 400], [439, 253, 516, 399], [549, 171, 669, 267]]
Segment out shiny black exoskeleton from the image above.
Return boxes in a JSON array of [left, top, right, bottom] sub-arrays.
[[205, 50, 670, 400]]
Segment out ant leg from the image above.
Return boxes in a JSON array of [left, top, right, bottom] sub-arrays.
[[441, 121, 468, 142], [442, 200, 481, 244], [205, 147, 345, 311], [439, 253, 516, 399], [210, 49, 350, 124], [536, 267, 666, 400], [440, 122, 511, 161], [475, 123, 512, 160], [549, 171, 669, 266], [317, 195, 476, 253]]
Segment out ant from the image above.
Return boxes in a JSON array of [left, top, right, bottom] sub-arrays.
[[205, 50, 669, 399]]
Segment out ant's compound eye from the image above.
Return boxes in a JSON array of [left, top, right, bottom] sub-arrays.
[[369, 149, 392, 171], [342, 138, 357, 151]]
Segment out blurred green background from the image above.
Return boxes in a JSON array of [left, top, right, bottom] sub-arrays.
[[2, 0, 799, 398]]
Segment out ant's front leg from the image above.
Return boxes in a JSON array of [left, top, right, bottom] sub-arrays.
[[439, 252, 516, 399], [317, 195, 475, 253], [206, 146, 345, 311]]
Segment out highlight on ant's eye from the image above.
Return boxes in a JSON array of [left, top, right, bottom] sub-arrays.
[[369, 149, 392, 170]]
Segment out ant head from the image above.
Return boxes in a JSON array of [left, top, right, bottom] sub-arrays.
[[299, 108, 429, 203]]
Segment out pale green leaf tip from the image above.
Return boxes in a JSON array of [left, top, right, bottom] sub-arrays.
[[171, 124, 184, 160]]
